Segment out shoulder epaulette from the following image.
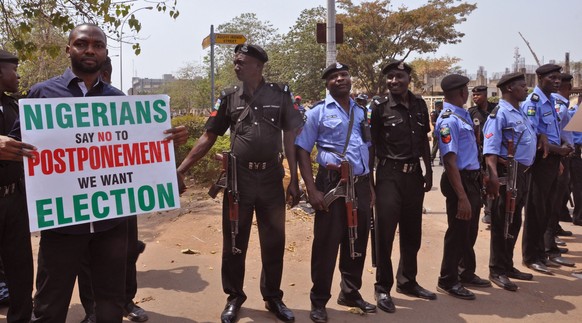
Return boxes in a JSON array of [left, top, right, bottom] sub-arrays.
[[373, 96, 389, 106], [556, 99, 566, 106], [489, 105, 500, 119], [220, 86, 238, 98], [441, 109, 453, 118], [269, 83, 291, 93], [531, 93, 540, 102]]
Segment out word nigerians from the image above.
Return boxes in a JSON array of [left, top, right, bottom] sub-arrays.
[[20, 95, 180, 232]]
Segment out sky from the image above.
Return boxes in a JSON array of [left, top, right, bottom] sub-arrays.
[[109, 0, 582, 92]]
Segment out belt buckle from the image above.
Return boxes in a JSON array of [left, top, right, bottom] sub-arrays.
[[261, 162, 266, 170]]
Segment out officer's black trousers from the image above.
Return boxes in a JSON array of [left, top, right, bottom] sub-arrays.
[[0, 188, 34, 323], [489, 169, 529, 275], [374, 164, 424, 294], [571, 149, 582, 224], [438, 171, 481, 288], [221, 163, 286, 306], [523, 154, 560, 264], [310, 168, 371, 308], [545, 157, 570, 255], [32, 220, 127, 323]]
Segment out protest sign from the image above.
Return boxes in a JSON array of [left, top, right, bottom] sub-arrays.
[[20, 95, 180, 231]]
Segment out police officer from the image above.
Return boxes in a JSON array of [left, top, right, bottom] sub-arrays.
[[0, 48, 35, 323], [430, 101, 443, 166], [521, 64, 572, 275], [569, 94, 582, 226], [177, 44, 302, 323], [436, 74, 491, 301], [469, 85, 496, 225], [483, 72, 536, 291], [369, 60, 435, 313], [296, 63, 375, 323]]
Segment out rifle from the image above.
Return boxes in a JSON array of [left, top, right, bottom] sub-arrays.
[[208, 152, 241, 254], [325, 161, 361, 259], [370, 207, 377, 267], [504, 137, 518, 239]]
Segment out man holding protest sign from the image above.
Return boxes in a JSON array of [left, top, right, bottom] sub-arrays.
[[0, 48, 36, 323], [23, 23, 186, 323], [177, 44, 303, 323]]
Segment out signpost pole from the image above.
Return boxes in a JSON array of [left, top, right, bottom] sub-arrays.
[[210, 25, 215, 110]]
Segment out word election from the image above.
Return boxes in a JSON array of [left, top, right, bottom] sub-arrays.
[[21, 99, 168, 130], [27, 140, 173, 176], [35, 182, 176, 229]]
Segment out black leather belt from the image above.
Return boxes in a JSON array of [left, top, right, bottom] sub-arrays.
[[0, 182, 17, 198], [460, 169, 481, 180], [379, 158, 420, 174], [239, 157, 280, 170], [354, 174, 369, 184]]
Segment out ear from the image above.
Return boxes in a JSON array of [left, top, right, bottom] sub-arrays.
[[66, 44, 71, 58]]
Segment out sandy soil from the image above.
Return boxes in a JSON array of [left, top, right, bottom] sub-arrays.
[[2, 164, 582, 323]]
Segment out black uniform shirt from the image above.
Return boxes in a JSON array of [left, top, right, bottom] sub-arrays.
[[0, 93, 23, 185], [205, 80, 303, 162], [370, 91, 430, 160]]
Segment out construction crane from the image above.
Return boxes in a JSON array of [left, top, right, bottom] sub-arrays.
[[518, 32, 541, 66]]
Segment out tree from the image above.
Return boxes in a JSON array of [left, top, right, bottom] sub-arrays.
[[0, 0, 179, 61], [336, 0, 476, 95], [409, 56, 461, 94], [158, 62, 212, 112], [268, 6, 328, 102]]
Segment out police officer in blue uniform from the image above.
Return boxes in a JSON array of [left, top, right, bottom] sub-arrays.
[[520, 64, 573, 275], [569, 94, 582, 226], [436, 74, 490, 301], [296, 63, 375, 323], [369, 60, 435, 314], [544, 73, 576, 267], [483, 72, 536, 291], [177, 44, 302, 323]]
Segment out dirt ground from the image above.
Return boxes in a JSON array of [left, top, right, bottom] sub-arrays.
[[2, 164, 582, 323]]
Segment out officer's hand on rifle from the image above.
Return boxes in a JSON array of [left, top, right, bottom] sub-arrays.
[[177, 170, 187, 195], [164, 125, 188, 146], [306, 186, 327, 212]]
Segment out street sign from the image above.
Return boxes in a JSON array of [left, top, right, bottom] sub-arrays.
[[215, 33, 247, 45], [202, 35, 211, 49]]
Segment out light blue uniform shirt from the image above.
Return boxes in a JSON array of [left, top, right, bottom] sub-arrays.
[[483, 99, 537, 167], [552, 93, 573, 145], [521, 86, 561, 145], [295, 95, 370, 176], [435, 102, 480, 171], [568, 105, 582, 144]]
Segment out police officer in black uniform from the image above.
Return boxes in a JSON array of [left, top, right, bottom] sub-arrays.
[[430, 101, 443, 165], [369, 60, 435, 313], [177, 44, 303, 323], [0, 48, 35, 323]]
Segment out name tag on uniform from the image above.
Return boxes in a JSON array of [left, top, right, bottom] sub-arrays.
[[543, 111, 552, 117], [326, 115, 338, 119], [236, 106, 245, 110], [264, 105, 280, 108]]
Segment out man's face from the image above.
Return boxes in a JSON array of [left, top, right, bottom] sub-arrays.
[[326, 70, 352, 97], [233, 53, 262, 83], [0, 62, 20, 93], [509, 79, 528, 102], [539, 71, 561, 94], [67, 25, 108, 74], [472, 91, 487, 105], [385, 69, 410, 96]]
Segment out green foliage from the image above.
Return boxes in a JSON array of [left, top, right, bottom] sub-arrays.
[[171, 114, 230, 184], [0, 0, 179, 61]]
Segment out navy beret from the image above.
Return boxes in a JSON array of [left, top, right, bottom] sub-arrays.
[[322, 62, 349, 79], [472, 85, 487, 93], [234, 44, 268, 63], [356, 93, 368, 101], [535, 64, 561, 76], [559, 73, 573, 82], [497, 72, 525, 88], [0, 49, 18, 64], [382, 59, 412, 75], [441, 74, 470, 92]]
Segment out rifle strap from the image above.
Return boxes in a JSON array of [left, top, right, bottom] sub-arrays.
[[318, 106, 355, 158]]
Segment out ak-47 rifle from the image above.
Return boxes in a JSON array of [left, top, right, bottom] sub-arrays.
[[208, 152, 241, 254], [503, 137, 517, 239], [324, 160, 361, 259], [370, 207, 377, 267]]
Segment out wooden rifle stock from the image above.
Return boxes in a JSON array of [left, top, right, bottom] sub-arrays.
[[222, 152, 241, 255], [504, 138, 517, 239]]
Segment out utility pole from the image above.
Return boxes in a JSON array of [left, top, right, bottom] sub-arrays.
[[326, 0, 337, 66]]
